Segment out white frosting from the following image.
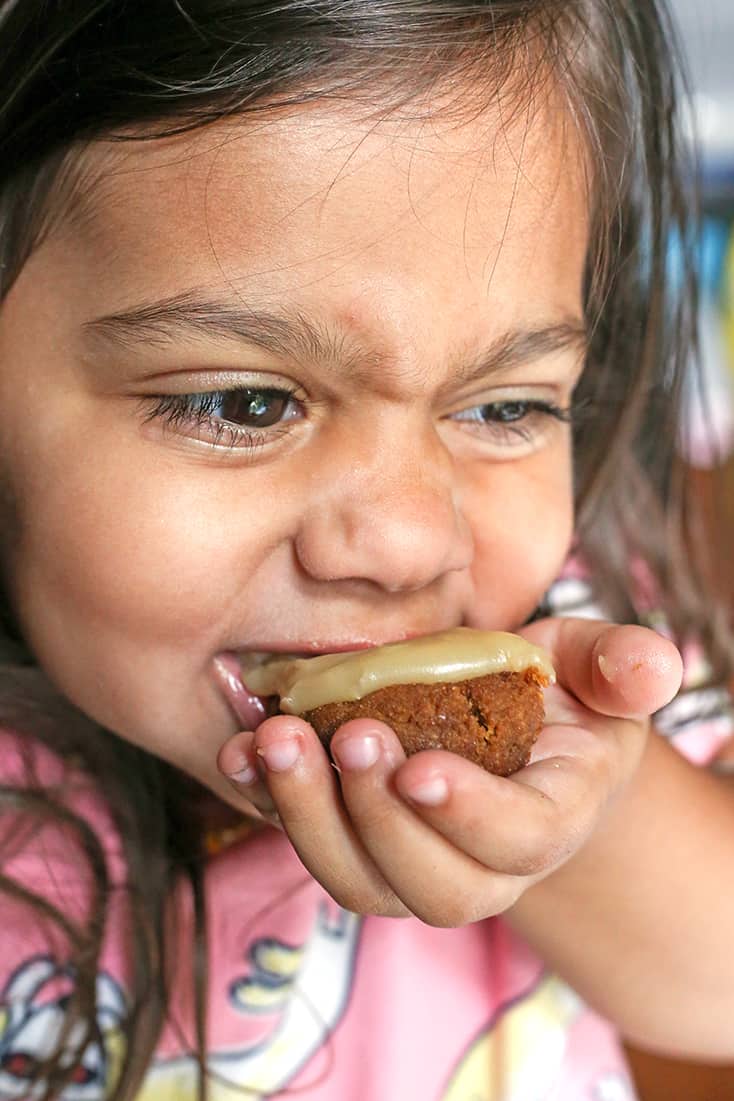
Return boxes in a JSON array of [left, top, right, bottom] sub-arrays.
[[240, 628, 554, 715]]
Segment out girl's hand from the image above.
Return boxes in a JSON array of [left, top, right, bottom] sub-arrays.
[[216, 619, 682, 925]]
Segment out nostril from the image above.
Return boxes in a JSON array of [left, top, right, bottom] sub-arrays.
[[293, 476, 472, 592]]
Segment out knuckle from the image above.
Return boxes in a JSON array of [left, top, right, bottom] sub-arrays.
[[326, 879, 409, 918], [366, 898, 413, 919], [503, 809, 561, 876], [322, 883, 368, 913], [521, 813, 589, 874], [343, 799, 397, 838], [506, 846, 556, 877], [410, 888, 491, 929]]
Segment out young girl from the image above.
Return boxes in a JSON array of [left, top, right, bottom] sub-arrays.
[[1, 1, 733, 1098]]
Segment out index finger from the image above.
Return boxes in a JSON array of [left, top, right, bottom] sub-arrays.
[[518, 617, 682, 719]]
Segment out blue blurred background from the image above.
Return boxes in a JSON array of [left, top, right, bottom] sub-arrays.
[[669, 0, 734, 472]]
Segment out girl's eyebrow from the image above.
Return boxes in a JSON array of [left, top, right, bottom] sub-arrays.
[[84, 289, 340, 365], [452, 321, 587, 386], [83, 289, 587, 381]]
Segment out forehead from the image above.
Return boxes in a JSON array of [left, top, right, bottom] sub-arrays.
[[48, 90, 589, 342]]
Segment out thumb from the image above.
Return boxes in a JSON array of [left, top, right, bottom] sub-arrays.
[[518, 617, 683, 719]]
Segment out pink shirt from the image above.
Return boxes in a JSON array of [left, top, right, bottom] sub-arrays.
[[0, 753, 636, 1101]]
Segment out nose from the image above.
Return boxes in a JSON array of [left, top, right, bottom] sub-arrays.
[[293, 437, 474, 593]]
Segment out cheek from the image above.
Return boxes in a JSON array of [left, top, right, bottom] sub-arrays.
[[6, 439, 273, 673], [467, 445, 574, 627], [2, 447, 275, 777], [20, 480, 216, 635]]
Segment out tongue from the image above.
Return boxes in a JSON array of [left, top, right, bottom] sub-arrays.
[[231, 684, 269, 730], [214, 655, 269, 730]]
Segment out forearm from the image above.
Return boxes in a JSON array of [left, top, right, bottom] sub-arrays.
[[507, 731, 734, 1059]]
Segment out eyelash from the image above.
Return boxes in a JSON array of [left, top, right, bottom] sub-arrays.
[[451, 399, 573, 442], [140, 388, 576, 453], [141, 387, 303, 450]]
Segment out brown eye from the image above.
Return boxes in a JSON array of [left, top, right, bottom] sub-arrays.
[[143, 384, 304, 451], [216, 389, 294, 428]]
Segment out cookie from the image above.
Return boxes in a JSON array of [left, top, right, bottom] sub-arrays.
[[241, 628, 554, 776]]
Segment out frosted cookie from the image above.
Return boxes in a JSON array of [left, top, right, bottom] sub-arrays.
[[241, 628, 554, 776]]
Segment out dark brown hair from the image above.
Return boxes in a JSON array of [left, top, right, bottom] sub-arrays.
[[0, 2, 725, 1097]]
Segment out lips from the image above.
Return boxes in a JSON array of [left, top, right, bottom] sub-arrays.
[[213, 648, 334, 728], [213, 653, 273, 730]]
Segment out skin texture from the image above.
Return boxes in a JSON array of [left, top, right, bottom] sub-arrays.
[[5, 88, 733, 1058]]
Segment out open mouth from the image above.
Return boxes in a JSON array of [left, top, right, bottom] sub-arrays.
[[213, 635, 425, 729], [214, 648, 339, 729], [213, 652, 285, 729]]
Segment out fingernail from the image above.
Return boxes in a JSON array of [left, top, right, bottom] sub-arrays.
[[332, 735, 380, 771], [257, 737, 301, 772], [230, 763, 258, 785], [225, 755, 258, 785], [597, 653, 616, 683], [403, 775, 449, 806]]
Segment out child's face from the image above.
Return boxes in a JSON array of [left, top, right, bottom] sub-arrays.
[[0, 93, 588, 808]]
